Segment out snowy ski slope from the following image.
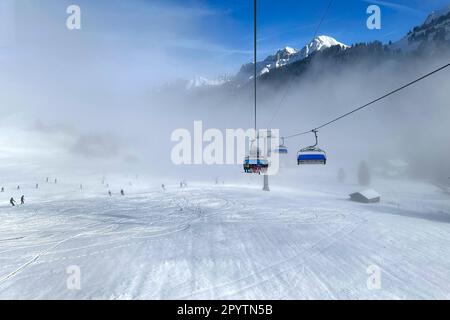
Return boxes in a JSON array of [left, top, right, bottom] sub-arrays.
[[0, 174, 449, 299]]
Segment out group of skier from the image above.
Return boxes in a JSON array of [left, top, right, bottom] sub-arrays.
[[9, 195, 25, 207], [161, 181, 187, 191], [46, 177, 57, 184], [4, 177, 59, 207], [1, 185, 26, 207], [4, 177, 190, 206]]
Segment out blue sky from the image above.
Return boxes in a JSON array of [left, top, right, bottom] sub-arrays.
[[2, 0, 449, 83], [176, 0, 449, 77], [163, 0, 450, 76]]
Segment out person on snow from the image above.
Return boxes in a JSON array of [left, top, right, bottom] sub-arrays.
[[21, 195, 25, 205], [161, 184, 165, 191], [46, 177, 49, 183], [120, 189, 125, 196], [17, 185, 20, 190], [108, 190, 112, 197], [36, 183, 39, 189], [10, 197, 16, 207], [1, 187, 4, 192]]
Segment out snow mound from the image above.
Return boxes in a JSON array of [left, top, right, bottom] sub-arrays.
[[359, 189, 381, 199], [350, 189, 381, 203]]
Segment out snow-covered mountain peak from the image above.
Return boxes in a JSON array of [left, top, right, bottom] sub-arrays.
[[277, 46, 298, 55], [284, 46, 298, 54], [301, 35, 349, 58], [186, 75, 231, 90], [236, 35, 348, 81], [264, 46, 299, 63]]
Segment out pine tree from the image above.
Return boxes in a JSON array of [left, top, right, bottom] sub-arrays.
[[358, 161, 371, 186], [338, 168, 346, 183]]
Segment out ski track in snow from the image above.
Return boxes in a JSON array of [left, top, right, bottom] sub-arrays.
[[0, 179, 450, 299]]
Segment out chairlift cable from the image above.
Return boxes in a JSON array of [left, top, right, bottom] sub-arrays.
[[282, 63, 450, 140], [243, 0, 269, 175], [312, 0, 334, 40], [254, 0, 257, 133]]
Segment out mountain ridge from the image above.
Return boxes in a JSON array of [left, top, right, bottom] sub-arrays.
[[181, 5, 450, 91]]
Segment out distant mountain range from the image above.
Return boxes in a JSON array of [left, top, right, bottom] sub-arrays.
[[390, 4, 450, 54], [178, 4, 450, 91], [235, 35, 349, 83], [185, 75, 233, 90]]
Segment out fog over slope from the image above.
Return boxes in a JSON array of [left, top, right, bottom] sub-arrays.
[[1, 2, 449, 185]]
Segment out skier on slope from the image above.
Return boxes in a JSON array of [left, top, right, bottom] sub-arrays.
[[21, 195, 25, 205], [10, 197, 16, 207], [120, 189, 125, 196], [1, 187, 4, 192], [108, 190, 112, 197], [161, 184, 165, 191]]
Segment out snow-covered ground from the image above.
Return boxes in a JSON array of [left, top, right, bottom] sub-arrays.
[[0, 171, 450, 299]]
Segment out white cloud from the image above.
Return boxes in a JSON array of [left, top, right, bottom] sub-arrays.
[[361, 0, 425, 16]]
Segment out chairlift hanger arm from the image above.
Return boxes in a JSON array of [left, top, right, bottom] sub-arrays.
[[312, 129, 319, 148]]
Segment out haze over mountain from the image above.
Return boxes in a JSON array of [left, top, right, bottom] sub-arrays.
[[182, 4, 450, 91], [153, 4, 450, 183]]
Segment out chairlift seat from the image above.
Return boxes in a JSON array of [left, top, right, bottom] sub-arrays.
[[273, 146, 288, 154], [297, 147, 327, 165], [243, 156, 269, 174]]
